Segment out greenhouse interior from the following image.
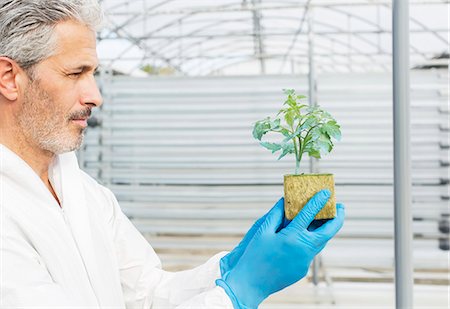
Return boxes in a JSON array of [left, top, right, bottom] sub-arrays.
[[77, 0, 449, 307]]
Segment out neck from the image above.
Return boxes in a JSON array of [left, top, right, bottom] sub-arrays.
[[0, 125, 55, 184], [1, 127, 61, 207]]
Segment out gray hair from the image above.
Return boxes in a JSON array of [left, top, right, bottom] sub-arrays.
[[0, 0, 103, 71]]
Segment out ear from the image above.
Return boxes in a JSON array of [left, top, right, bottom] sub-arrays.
[[0, 57, 23, 101]]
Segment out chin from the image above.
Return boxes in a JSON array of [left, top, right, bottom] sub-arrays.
[[41, 132, 85, 155]]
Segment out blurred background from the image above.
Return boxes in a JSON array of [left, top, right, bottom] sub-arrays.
[[78, 1, 449, 307]]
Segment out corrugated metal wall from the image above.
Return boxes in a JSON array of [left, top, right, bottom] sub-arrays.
[[79, 71, 449, 286]]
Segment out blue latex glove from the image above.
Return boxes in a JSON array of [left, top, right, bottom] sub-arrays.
[[220, 200, 289, 276], [216, 190, 345, 309], [220, 212, 266, 276]]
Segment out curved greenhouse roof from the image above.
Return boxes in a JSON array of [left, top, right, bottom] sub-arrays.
[[97, 0, 449, 76]]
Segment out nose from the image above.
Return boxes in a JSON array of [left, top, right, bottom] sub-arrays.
[[81, 75, 103, 108]]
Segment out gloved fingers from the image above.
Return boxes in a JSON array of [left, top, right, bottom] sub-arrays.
[[311, 203, 345, 241], [226, 197, 283, 266], [259, 197, 285, 233], [255, 197, 284, 231], [286, 189, 331, 232], [307, 219, 329, 232], [239, 206, 270, 245], [276, 215, 292, 232]]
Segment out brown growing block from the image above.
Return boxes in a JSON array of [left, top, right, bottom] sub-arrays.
[[284, 174, 336, 220]]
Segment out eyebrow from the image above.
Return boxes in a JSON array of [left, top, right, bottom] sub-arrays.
[[72, 65, 99, 72]]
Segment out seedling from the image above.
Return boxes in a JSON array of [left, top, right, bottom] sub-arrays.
[[253, 89, 341, 174], [252, 89, 341, 219]]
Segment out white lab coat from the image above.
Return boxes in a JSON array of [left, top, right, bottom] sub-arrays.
[[0, 144, 233, 308]]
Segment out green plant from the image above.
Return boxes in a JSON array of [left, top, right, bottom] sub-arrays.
[[252, 89, 341, 175]]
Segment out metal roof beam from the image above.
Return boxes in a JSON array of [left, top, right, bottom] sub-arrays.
[[127, 28, 448, 40], [104, 1, 448, 17]]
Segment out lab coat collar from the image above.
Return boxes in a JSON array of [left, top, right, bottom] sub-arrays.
[[0, 144, 58, 209]]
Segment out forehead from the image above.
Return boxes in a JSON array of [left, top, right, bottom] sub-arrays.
[[46, 20, 98, 69]]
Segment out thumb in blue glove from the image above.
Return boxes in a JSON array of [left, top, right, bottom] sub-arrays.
[[216, 189, 345, 309]]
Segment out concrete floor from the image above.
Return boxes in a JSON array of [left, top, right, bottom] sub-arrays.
[[261, 281, 449, 309]]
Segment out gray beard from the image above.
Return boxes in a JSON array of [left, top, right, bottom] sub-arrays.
[[37, 129, 85, 155], [17, 79, 86, 155]]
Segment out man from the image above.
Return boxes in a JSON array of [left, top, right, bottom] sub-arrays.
[[0, 0, 345, 308]]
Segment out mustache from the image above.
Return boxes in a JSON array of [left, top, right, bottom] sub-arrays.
[[68, 108, 92, 120]]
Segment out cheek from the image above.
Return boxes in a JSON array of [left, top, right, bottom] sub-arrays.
[[43, 87, 74, 118], [30, 89, 67, 122], [25, 79, 79, 123], [63, 86, 83, 113]]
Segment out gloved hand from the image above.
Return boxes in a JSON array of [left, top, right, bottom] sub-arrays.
[[216, 190, 345, 309], [220, 200, 285, 276]]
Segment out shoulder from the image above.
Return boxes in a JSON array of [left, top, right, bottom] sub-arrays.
[[60, 151, 118, 205], [78, 169, 128, 231], [78, 170, 120, 212], [79, 168, 118, 200]]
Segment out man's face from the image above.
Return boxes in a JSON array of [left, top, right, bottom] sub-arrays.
[[15, 20, 102, 155]]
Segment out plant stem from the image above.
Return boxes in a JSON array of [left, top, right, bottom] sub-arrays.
[[289, 123, 299, 174], [296, 136, 303, 174], [293, 138, 299, 166]]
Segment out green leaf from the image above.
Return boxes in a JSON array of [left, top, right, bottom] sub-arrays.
[[285, 110, 295, 127], [260, 142, 282, 153], [299, 117, 317, 131], [276, 108, 288, 117], [252, 118, 271, 140], [285, 98, 296, 108], [317, 141, 332, 154], [317, 134, 332, 153], [277, 143, 295, 160], [322, 121, 342, 141], [308, 149, 321, 159], [303, 133, 313, 145], [282, 132, 297, 143], [283, 89, 295, 97], [317, 109, 332, 119], [271, 118, 281, 130], [306, 106, 316, 114], [289, 125, 304, 140], [280, 128, 291, 137]]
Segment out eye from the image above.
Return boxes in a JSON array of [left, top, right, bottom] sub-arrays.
[[68, 71, 82, 77]]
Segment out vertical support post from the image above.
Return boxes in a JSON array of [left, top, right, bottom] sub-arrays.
[[308, 8, 320, 286], [251, 0, 265, 74], [178, 20, 183, 74], [392, 1, 414, 308], [98, 66, 112, 186], [308, 9, 316, 111]]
